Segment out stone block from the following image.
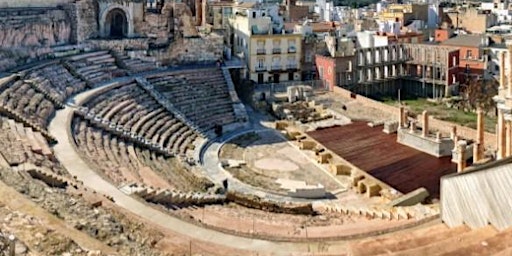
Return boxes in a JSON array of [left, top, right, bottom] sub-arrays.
[[316, 152, 332, 164], [299, 140, 317, 150], [366, 182, 382, 197], [389, 187, 430, 207], [275, 121, 289, 130], [350, 171, 365, 188], [330, 164, 352, 176]]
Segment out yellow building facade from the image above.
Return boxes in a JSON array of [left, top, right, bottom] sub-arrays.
[[230, 8, 302, 84]]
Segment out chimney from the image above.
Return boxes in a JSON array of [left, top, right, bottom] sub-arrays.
[[456, 140, 467, 173], [422, 110, 429, 137]]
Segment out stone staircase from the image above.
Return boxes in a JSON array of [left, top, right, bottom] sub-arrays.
[[347, 222, 512, 256], [314, 201, 439, 221], [135, 77, 206, 136], [12, 163, 78, 189], [120, 183, 225, 206], [221, 67, 249, 124]]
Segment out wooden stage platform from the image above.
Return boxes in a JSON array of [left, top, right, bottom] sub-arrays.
[[307, 122, 457, 198]]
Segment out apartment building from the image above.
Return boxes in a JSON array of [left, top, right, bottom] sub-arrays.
[[440, 34, 488, 83], [230, 6, 302, 84], [379, 3, 429, 24]]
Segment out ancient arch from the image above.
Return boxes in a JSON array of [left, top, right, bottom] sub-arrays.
[[106, 8, 128, 37], [99, 4, 133, 38]]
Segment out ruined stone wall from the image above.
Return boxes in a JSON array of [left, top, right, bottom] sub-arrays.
[[87, 38, 150, 52], [0, 8, 72, 49], [159, 34, 223, 65], [226, 191, 315, 215], [0, 0, 72, 8], [75, 0, 99, 42], [134, 12, 172, 40]]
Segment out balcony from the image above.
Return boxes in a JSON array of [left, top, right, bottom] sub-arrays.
[[288, 46, 297, 53], [256, 48, 266, 55], [286, 63, 298, 70], [271, 65, 282, 71], [255, 65, 267, 71], [272, 48, 281, 54]]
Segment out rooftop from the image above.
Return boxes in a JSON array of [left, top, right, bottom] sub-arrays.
[[440, 34, 484, 48], [307, 122, 457, 198]]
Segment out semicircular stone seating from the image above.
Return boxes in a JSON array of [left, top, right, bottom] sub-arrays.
[[145, 67, 237, 131], [72, 80, 212, 193]]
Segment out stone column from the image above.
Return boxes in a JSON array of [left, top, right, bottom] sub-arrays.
[[498, 109, 507, 159], [422, 110, 429, 137], [456, 140, 467, 173], [500, 51, 506, 91], [475, 108, 485, 160], [399, 106, 405, 128], [473, 142, 481, 164], [9, 235, 15, 256], [410, 121, 416, 133], [450, 126, 457, 140], [509, 51, 512, 97], [508, 121, 512, 157]]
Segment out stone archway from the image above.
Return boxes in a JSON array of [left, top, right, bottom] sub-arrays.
[[105, 8, 128, 38], [99, 4, 133, 38]]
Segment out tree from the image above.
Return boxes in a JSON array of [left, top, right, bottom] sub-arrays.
[[461, 77, 498, 114]]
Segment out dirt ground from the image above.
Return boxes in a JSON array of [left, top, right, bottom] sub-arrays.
[[312, 92, 394, 122], [220, 130, 343, 194]]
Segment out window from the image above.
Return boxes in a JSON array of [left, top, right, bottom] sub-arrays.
[[257, 58, 264, 67], [466, 50, 472, 59], [319, 67, 324, 79]]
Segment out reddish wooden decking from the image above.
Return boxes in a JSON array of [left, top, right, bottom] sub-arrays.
[[307, 122, 456, 198]]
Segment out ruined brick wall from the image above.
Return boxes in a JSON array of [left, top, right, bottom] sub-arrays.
[[226, 191, 315, 215]]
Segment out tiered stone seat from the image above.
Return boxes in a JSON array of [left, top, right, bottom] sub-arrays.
[[64, 51, 127, 85], [0, 80, 56, 129], [81, 82, 199, 156], [72, 117, 208, 191], [117, 54, 157, 74], [25, 63, 87, 102], [146, 68, 237, 131]]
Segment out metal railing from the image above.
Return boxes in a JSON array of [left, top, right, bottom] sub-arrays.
[[256, 49, 266, 55], [255, 65, 267, 71], [271, 65, 282, 71], [272, 48, 281, 54], [286, 64, 298, 69]]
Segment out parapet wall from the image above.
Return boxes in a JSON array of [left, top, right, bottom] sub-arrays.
[[226, 191, 315, 215], [332, 86, 497, 149]]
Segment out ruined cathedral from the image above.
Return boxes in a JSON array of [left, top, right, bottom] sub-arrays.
[[0, 0, 222, 71]]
